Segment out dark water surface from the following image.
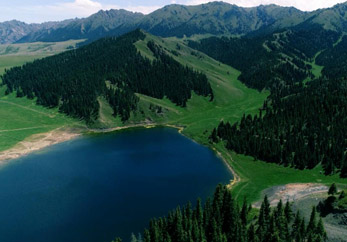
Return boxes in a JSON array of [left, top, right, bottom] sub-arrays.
[[0, 127, 232, 242]]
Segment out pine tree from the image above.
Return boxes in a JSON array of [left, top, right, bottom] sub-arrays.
[[316, 218, 327, 241], [292, 211, 302, 241], [240, 197, 248, 225], [247, 224, 256, 242], [307, 207, 317, 236], [143, 230, 151, 242], [210, 128, 218, 143], [328, 183, 337, 195], [131, 233, 138, 242], [284, 201, 292, 223]]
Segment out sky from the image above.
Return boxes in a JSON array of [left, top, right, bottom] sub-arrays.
[[0, 0, 346, 23]]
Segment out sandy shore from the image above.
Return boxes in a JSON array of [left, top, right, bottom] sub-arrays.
[[0, 128, 81, 163], [212, 148, 240, 189]]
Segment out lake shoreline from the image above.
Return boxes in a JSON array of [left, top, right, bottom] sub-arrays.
[[0, 122, 238, 187], [0, 123, 185, 163], [0, 122, 239, 189], [0, 127, 81, 163]]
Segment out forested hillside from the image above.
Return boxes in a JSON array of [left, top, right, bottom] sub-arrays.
[[316, 35, 347, 79], [1, 30, 212, 122], [198, 26, 347, 176], [211, 78, 347, 176], [188, 25, 339, 90], [115, 185, 327, 242]]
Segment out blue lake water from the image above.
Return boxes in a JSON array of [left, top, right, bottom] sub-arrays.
[[0, 127, 232, 242]]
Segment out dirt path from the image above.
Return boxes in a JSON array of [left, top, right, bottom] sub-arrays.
[[137, 95, 182, 114], [0, 126, 49, 133], [253, 183, 329, 208], [0, 100, 55, 118]]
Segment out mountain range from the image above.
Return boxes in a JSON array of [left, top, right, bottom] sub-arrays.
[[1, 1, 346, 44]]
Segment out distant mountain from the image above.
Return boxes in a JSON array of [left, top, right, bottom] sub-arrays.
[[138, 2, 308, 37], [1, 1, 347, 44], [304, 2, 347, 32], [17, 10, 143, 43], [0, 20, 59, 44]]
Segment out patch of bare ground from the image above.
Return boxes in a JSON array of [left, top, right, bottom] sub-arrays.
[[290, 192, 347, 242], [0, 127, 81, 163], [253, 183, 328, 208]]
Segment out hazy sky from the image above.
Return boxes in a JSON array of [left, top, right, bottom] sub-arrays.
[[1, 0, 346, 23]]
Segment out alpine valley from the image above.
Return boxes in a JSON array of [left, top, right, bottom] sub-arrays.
[[0, 1, 346, 242]]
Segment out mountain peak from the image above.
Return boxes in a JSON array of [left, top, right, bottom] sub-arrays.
[[1, 1, 346, 44]]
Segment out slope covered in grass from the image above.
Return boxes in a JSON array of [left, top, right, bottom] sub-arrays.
[[0, 42, 83, 152], [132, 33, 268, 143], [132, 33, 347, 203]]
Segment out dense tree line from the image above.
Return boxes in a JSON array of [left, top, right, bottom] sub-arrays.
[[196, 25, 346, 177], [210, 77, 347, 176], [317, 183, 347, 217], [1, 29, 213, 122], [316, 35, 347, 80], [188, 26, 339, 91], [113, 185, 327, 242]]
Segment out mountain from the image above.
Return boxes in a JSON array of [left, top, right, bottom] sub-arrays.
[[0, 20, 63, 44], [3, 2, 347, 44], [307, 2, 347, 32], [138, 2, 308, 37], [16, 10, 144, 43]]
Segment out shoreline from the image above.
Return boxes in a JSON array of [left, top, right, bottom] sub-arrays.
[[0, 123, 186, 163], [0, 127, 81, 163], [0, 122, 239, 189], [212, 147, 241, 189]]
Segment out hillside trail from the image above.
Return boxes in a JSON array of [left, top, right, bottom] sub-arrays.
[[0, 100, 55, 118]]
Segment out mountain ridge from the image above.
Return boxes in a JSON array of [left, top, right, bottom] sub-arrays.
[[1, 1, 346, 44]]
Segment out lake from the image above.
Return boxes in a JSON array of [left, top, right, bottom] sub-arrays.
[[0, 127, 232, 242]]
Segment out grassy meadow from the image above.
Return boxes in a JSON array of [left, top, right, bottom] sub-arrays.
[[0, 41, 84, 152], [214, 144, 347, 203], [133, 34, 269, 143]]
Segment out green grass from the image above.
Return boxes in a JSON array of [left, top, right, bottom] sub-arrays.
[[0, 85, 80, 152], [133, 34, 268, 144], [304, 51, 324, 83], [0, 40, 84, 56], [214, 144, 347, 203], [0, 55, 47, 75], [133, 34, 347, 204], [0, 42, 84, 152]]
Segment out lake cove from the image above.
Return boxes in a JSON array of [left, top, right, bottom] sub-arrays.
[[0, 127, 232, 242]]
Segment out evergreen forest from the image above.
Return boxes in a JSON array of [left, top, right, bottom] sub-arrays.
[[1, 29, 213, 122], [113, 185, 327, 242], [190, 26, 347, 176]]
